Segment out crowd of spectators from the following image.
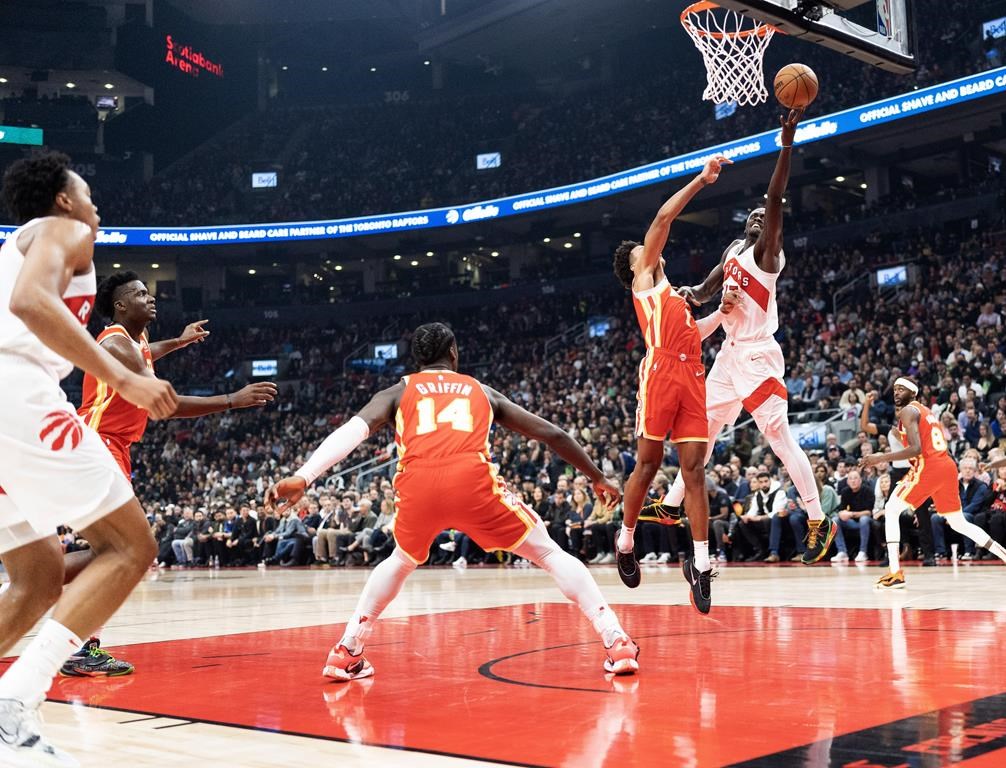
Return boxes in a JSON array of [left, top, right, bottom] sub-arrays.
[[89, 0, 1002, 227]]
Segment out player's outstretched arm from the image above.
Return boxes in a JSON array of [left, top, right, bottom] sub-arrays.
[[149, 320, 210, 362], [754, 108, 803, 273], [11, 219, 178, 419], [172, 382, 278, 418], [483, 386, 620, 505], [638, 156, 732, 276], [264, 383, 402, 512], [860, 405, 921, 468]]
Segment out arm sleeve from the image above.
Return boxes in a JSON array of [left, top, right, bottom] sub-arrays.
[[696, 310, 724, 341], [294, 416, 371, 486]]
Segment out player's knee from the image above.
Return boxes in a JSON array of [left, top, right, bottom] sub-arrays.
[[634, 458, 661, 481], [760, 412, 788, 441]]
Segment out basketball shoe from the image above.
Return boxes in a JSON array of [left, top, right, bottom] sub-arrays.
[[323, 644, 375, 682], [637, 500, 683, 526], [602, 635, 640, 676], [682, 558, 716, 614], [59, 639, 134, 677], [616, 549, 640, 589], [801, 517, 837, 564], [875, 570, 906, 590], [0, 699, 79, 767]]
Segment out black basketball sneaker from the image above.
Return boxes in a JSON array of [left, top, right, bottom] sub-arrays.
[[59, 639, 134, 677]]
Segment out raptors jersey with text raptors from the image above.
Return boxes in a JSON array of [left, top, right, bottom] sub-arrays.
[[720, 241, 784, 342], [0, 217, 95, 380], [79, 325, 154, 443], [395, 370, 493, 467]]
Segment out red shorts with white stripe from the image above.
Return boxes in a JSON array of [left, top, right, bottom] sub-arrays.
[[99, 434, 133, 481], [634, 349, 708, 443], [895, 454, 961, 515], [392, 454, 540, 564]]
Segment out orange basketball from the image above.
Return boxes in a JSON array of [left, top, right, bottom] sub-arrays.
[[773, 63, 819, 109]]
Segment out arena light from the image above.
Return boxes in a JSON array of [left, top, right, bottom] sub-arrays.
[[103, 83, 114, 89], [248, 268, 256, 274], [424, 60, 431, 66], [112, 263, 121, 268], [0, 78, 7, 84], [564, 242, 573, 249], [573, 232, 581, 238], [835, 176, 845, 182], [491, 251, 499, 257], [370, 67, 377, 72], [426, 250, 434, 256], [281, 65, 288, 71], [321, 66, 328, 72], [860, 183, 868, 189], [335, 265, 343, 271], [393, 254, 401, 260], [151, 263, 160, 269], [542, 237, 551, 243], [410, 260, 419, 266], [65, 82, 76, 89]]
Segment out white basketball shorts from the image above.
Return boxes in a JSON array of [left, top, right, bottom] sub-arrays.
[[0, 354, 133, 555], [706, 337, 788, 424]]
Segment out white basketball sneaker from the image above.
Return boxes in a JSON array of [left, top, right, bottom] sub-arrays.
[[0, 699, 80, 767]]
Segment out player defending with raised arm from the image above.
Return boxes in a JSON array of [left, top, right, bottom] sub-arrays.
[[0, 152, 177, 766], [48, 271, 276, 677], [654, 109, 838, 566], [611, 155, 731, 613], [266, 323, 639, 680], [861, 378, 1006, 589]]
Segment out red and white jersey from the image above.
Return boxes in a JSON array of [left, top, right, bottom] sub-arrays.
[[78, 325, 154, 443], [0, 217, 95, 381], [720, 241, 783, 342], [631, 278, 701, 356], [895, 401, 953, 466], [395, 370, 493, 468]]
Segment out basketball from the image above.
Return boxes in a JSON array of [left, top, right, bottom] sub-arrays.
[[774, 63, 819, 109]]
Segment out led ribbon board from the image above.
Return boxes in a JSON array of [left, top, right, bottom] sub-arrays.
[[3, 66, 1004, 247]]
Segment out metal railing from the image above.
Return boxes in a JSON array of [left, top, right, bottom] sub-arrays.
[[354, 458, 397, 490], [324, 454, 389, 490], [544, 322, 587, 356], [832, 272, 870, 315]]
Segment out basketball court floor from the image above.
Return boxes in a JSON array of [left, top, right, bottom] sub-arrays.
[[6, 560, 1005, 767]]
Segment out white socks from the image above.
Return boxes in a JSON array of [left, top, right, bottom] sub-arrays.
[[616, 525, 635, 554], [693, 540, 710, 571], [0, 620, 81, 709], [885, 506, 902, 573], [338, 548, 417, 654]]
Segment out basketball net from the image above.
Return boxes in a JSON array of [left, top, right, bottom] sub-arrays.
[[681, 1, 777, 107]]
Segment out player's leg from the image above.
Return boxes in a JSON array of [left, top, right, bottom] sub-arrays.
[[750, 394, 835, 563], [325, 546, 419, 681], [513, 521, 638, 674], [676, 440, 715, 613], [0, 534, 64, 658], [616, 436, 663, 588]]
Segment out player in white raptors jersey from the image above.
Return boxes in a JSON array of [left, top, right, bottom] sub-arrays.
[[0, 152, 177, 766], [661, 109, 839, 565]]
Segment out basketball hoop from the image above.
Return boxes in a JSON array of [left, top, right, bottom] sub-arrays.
[[681, 1, 778, 107]]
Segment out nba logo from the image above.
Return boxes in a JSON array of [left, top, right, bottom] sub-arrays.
[[877, 0, 893, 37]]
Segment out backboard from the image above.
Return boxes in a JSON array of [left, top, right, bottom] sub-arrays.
[[715, 0, 915, 73]]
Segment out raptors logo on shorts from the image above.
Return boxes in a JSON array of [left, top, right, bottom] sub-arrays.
[[38, 411, 84, 452]]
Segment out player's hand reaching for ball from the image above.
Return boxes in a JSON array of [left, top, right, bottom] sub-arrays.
[[592, 478, 622, 507], [719, 289, 742, 315], [119, 373, 178, 420], [230, 382, 278, 409], [699, 155, 733, 185], [677, 285, 703, 307], [780, 108, 805, 146], [265, 475, 307, 513]]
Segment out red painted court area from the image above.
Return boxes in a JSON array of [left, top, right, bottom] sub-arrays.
[[45, 605, 1006, 767]]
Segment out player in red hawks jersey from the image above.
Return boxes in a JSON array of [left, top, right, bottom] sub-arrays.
[[0, 152, 178, 766], [611, 155, 732, 613], [55, 270, 277, 676], [862, 378, 1006, 589], [663, 109, 839, 568], [266, 323, 640, 680]]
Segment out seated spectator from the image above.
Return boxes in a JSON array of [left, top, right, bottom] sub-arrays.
[[932, 457, 990, 560], [976, 463, 1006, 556], [170, 507, 196, 566], [737, 471, 786, 562], [832, 469, 874, 562], [226, 505, 258, 565]]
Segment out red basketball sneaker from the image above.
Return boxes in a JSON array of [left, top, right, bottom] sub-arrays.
[[322, 644, 375, 682], [603, 635, 640, 676]]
